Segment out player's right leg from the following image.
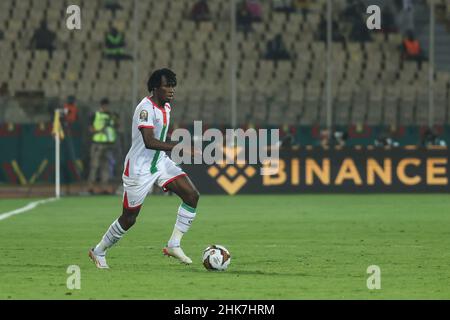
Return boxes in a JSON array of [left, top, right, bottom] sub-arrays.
[[89, 174, 153, 269], [92, 206, 141, 257], [89, 203, 142, 269]]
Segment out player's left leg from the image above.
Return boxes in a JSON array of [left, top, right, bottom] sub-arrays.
[[162, 175, 200, 264]]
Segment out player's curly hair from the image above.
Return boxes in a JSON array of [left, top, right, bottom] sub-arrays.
[[147, 68, 177, 93]]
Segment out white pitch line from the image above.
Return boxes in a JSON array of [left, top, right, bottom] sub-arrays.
[[0, 197, 58, 221]]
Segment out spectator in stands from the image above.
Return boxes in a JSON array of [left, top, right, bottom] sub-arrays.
[[104, 26, 132, 62], [317, 16, 344, 42], [104, 0, 123, 15], [320, 129, 349, 147], [245, 0, 262, 22], [265, 130, 298, 151], [374, 136, 400, 147], [63, 95, 79, 124], [435, 3, 450, 31], [0, 83, 27, 124], [190, 0, 211, 22], [340, 0, 371, 43], [401, 30, 425, 67], [272, 0, 294, 14], [342, 0, 365, 21], [320, 129, 331, 148], [374, 129, 400, 147], [333, 130, 348, 147], [394, 0, 403, 10], [264, 34, 291, 60], [30, 20, 56, 57], [398, 0, 415, 33], [237, 2, 253, 34], [381, 4, 398, 34], [421, 129, 447, 147], [280, 132, 299, 149], [293, 0, 311, 15], [0, 82, 7, 98], [349, 15, 372, 43], [318, 17, 325, 41]]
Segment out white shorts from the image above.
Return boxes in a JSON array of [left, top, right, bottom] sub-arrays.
[[122, 157, 187, 210]]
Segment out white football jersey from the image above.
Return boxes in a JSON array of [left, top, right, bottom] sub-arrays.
[[123, 96, 171, 177]]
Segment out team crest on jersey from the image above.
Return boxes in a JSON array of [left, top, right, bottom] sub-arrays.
[[139, 110, 148, 122]]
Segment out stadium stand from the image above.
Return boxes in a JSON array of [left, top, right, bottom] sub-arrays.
[[0, 0, 449, 130]]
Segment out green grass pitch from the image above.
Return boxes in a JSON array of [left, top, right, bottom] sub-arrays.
[[0, 194, 450, 299]]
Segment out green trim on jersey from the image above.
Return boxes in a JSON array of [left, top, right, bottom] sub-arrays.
[[150, 124, 167, 174], [181, 203, 196, 213]]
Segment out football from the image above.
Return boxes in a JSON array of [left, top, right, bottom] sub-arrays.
[[202, 245, 231, 271]]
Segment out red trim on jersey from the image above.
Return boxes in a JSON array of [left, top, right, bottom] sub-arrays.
[[147, 96, 171, 114], [123, 192, 142, 211], [161, 107, 167, 126], [124, 159, 130, 177], [146, 96, 168, 126], [138, 125, 155, 129], [147, 96, 166, 111], [162, 173, 188, 192]]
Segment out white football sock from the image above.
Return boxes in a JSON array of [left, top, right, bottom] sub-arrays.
[[168, 203, 196, 248], [94, 219, 126, 255]]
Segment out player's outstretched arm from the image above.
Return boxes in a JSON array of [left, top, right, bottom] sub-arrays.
[[140, 127, 177, 151]]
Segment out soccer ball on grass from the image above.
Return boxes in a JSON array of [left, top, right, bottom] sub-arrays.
[[202, 245, 231, 271]]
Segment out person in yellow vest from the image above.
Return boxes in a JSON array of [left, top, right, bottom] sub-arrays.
[[87, 98, 117, 194]]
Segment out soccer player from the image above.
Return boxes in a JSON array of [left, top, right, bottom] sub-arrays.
[[89, 68, 200, 268]]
